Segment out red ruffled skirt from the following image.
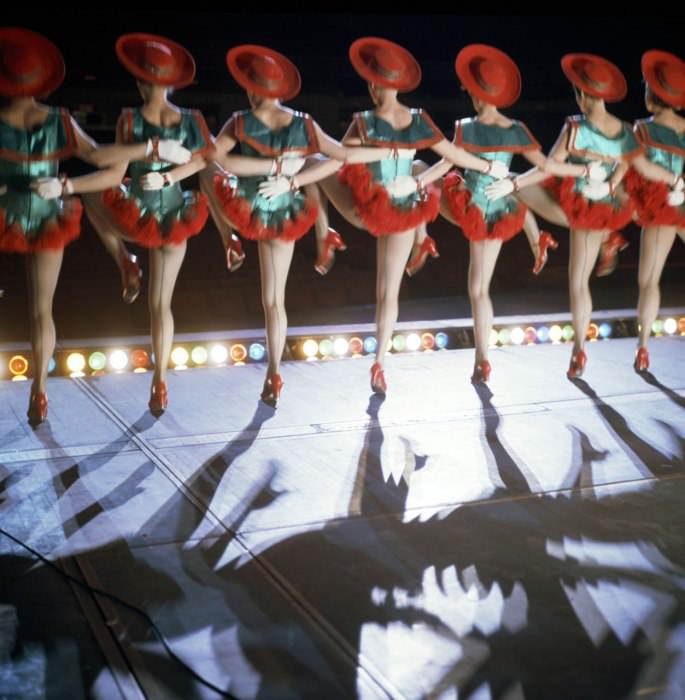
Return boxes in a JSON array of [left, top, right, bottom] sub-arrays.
[[442, 172, 527, 242], [212, 175, 317, 241], [543, 176, 634, 231], [339, 163, 440, 237], [623, 168, 685, 228], [102, 187, 208, 248], [0, 198, 82, 254]]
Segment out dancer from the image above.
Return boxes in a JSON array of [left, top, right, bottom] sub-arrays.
[[437, 44, 563, 383], [489, 53, 644, 378], [83, 33, 211, 414], [0, 28, 188, 424], [623, 50, 685, 371], [309, 38, 511, 395], [209, 44, 413, 405]]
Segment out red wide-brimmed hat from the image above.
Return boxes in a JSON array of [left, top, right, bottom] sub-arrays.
[[116, 33, 195, 88], [349, 37, 421, 92], [642, 49, 685, 109], [455, 44, 521, 108], [561, 53, 627, 102], [0, 28, 65, 97], [227, 45, 301, 101]]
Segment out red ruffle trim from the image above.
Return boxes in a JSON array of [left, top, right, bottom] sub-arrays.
[[102, 188, 208, 248], [339, 163, 440, 237], [212, 175, 317, 241], [443, 172, 527, 242], [543, 176, 635, 231], [0, 199, 82, 254], [623, 168, 685, 227]]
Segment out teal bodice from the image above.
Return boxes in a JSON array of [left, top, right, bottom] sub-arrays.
[[0, 108, 76, 233], [565, 115, 642, 199], [456, 118, 540, 225], [228, 110, 319, 224], [634, 118, 685, 177], [118, 107, 211, 220], [353, 109, 443, 208]]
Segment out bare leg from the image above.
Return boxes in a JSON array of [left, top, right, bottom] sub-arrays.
[[305, 181, 330, 246], [200, 164, 232, 250], [637, 225, 677, 348], [411, 160, 430, 249], [317, 172, 365, 230], [148, 241, 187, 388], [258, 238, 295, 378], [468, 239, 503, 366], [26, 249, 63, 395], [522, 209, 542, 261], [517, 184, 569, 228], [83, 192, 142, 301], [568, 229, 605, 357], [199, 164, 245, 271], [304, 181, 347, 274], [83, 192, 134, 276], [374, 230, 415, 367]]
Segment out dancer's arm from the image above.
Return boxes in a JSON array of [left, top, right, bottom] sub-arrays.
[[71, 116, 190, 168], [631, 153, 683, 185], [407, 138, 509, 189], [139, 155, 208, 190], [486, 125, 610, 198]]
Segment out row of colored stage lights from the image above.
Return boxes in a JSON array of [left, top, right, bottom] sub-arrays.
[[3, 318, 685, 380]]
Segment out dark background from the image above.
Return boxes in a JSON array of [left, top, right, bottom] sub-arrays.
[[1, 13, 683, 343]]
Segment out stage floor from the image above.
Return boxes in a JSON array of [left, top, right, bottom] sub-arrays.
[[1, 335, 685, 699]]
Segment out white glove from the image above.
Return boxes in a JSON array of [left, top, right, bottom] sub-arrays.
[[485, 178, 515, 201], [586, 161, 608, 182], [279, 156, 306, 177], [145, 138, 192, 165], [667, 189, 685, 207], [485, 160, 509, 180], [140, 171, 173, 190], [581, 181, 611, 200], [385, 175, 418, 198], [672, 175, 684, 192], [33, 177, 73, 199], [258, 176, 293, 200]]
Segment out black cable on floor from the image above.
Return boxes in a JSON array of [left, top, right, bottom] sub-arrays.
[[0, 526, 240, 700]]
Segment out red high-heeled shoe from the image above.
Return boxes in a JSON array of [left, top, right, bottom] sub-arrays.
[[314, 228, 347, 275], [370, 362, 387, 395], [532, 231, 558, 275], [261, 373, 284, 406], [634, 347, 649, 372], [567, 350, 587, 379], [471, 360, 492, 384], [121, 255, 142, 304], [226, 234, 246, 272], [596, 231, 628, 277], [148, 381, 168, 414], [27, 391, 48, 424], [406, 236, 439, 277]]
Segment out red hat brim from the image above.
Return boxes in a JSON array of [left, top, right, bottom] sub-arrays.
[[561, 53, 627, 102], [226, 45, 301, 101], [349, 37, 421, 92], [0, 27, 65, 97], [642, 49, 685, 109], [455, 44, 521, 108], [116, 33, 195, 88]]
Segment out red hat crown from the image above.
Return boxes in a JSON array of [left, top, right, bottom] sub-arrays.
[[455, 44, 521, 108], [0, 28, 65, 97], [642, 50, 685, 108]]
